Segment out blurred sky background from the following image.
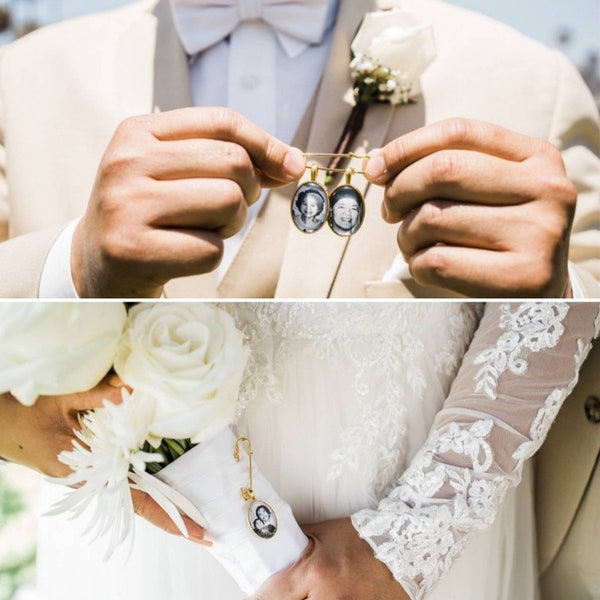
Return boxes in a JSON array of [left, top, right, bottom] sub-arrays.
[[0, 0, 598, 100], [0, 0, 599, 66]]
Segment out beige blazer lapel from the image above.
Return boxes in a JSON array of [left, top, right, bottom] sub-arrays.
[[536, 340, 600, 574], [218, 0, 377, 298], [151, 0, 193, 112], [116, 0, 191, 115], [272, 0, 378, 298]]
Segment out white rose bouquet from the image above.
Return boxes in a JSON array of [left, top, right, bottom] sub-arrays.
[[0, 302, 307, 594], [0, 302, 127, 405]]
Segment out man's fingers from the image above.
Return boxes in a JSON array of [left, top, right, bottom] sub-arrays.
[[149, 139, 263, 202], [138, 108, 305, 184], [382, 150, 533, 222], [121, 227, 226, 279], [366, 118, 542, 184], [407, 245, 559, 297], [397, 200, 535, 258], [145, 178, 249, 236]]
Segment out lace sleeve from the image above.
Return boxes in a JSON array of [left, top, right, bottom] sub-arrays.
[[351, 302, 600, 600]]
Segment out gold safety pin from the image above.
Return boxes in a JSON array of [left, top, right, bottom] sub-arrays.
[[303, 152, 370, 160], [234, 437, 256, 502], [303, 152, 370, 176]]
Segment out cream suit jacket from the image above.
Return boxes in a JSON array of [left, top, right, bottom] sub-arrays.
[[0, 0, 599, 299], [536, 339, 600, 599]]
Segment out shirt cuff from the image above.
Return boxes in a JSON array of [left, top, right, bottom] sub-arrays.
[[382, 253, 411, 282], [568, 262, 585, 299], [38, 219, 79, 298]]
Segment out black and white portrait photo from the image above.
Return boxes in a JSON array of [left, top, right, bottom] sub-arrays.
[[328, 186, 364, 236], [249, 502, 278, 539], [291, 182, 328, 233]]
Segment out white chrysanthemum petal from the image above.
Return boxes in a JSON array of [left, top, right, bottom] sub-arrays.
[[48, 390, 158, 558]]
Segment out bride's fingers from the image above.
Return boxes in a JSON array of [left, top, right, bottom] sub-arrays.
[[64, 374, 128, 429], [130, 488, 211, 546]]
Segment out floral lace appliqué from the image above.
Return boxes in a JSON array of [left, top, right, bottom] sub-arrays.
[[474, 303, 569, 399], [353, 419, 502, 600], [352, 302, 598, 600], [222, 302, 479, 498]]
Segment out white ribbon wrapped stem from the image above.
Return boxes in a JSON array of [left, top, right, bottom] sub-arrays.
[[155, 428, 308, 594]]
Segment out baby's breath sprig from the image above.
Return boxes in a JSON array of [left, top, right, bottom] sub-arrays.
[[326, 6, 436, 179], [350, 54, 413, 106]]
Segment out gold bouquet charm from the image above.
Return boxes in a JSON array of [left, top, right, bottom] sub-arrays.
[[155, 429, 308, 594]]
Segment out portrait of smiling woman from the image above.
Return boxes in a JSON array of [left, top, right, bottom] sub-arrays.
[[328, 188, 364, 236], [291, 184, 328, 233]]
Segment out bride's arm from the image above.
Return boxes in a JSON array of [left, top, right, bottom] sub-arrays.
[[0, 379, 208, 544], [0, 378, 123, 476], [352, 302, 600, 600]]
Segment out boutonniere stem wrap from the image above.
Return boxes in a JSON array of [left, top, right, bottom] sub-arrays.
[[293, 8, 436, 236], [334, 8, 436, 167]]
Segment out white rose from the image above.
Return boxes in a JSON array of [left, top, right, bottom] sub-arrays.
[[351, 9, 436, 94], [114, 303, 249, 444], [0, 302, 127, 405]]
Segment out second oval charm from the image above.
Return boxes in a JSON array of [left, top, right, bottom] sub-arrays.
[[328, 184, 364, 236]]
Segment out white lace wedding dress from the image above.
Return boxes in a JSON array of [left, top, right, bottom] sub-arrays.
[[36, 301, 599, 600]]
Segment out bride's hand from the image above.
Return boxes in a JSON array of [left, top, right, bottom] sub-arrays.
[[0, 378, 208, 545], [0, 375, 124, 477], [250, 518, 409, 599], [130, 487, 209, 546]]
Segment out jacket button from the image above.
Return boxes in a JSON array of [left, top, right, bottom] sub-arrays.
[[584, 395, 600, 425]]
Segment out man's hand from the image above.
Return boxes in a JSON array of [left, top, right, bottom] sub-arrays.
[[251, 518, 408, 600], [365, 118, 577, 297], [0, 378, 208, 545], [72, 107, 306, 298]]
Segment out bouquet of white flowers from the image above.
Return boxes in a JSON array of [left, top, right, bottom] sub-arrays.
[[0, 302, 307, 594]]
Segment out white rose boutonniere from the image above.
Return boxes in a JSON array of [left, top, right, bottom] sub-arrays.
[[329, 8, 436, 173], [350, 9, 436, 105]]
